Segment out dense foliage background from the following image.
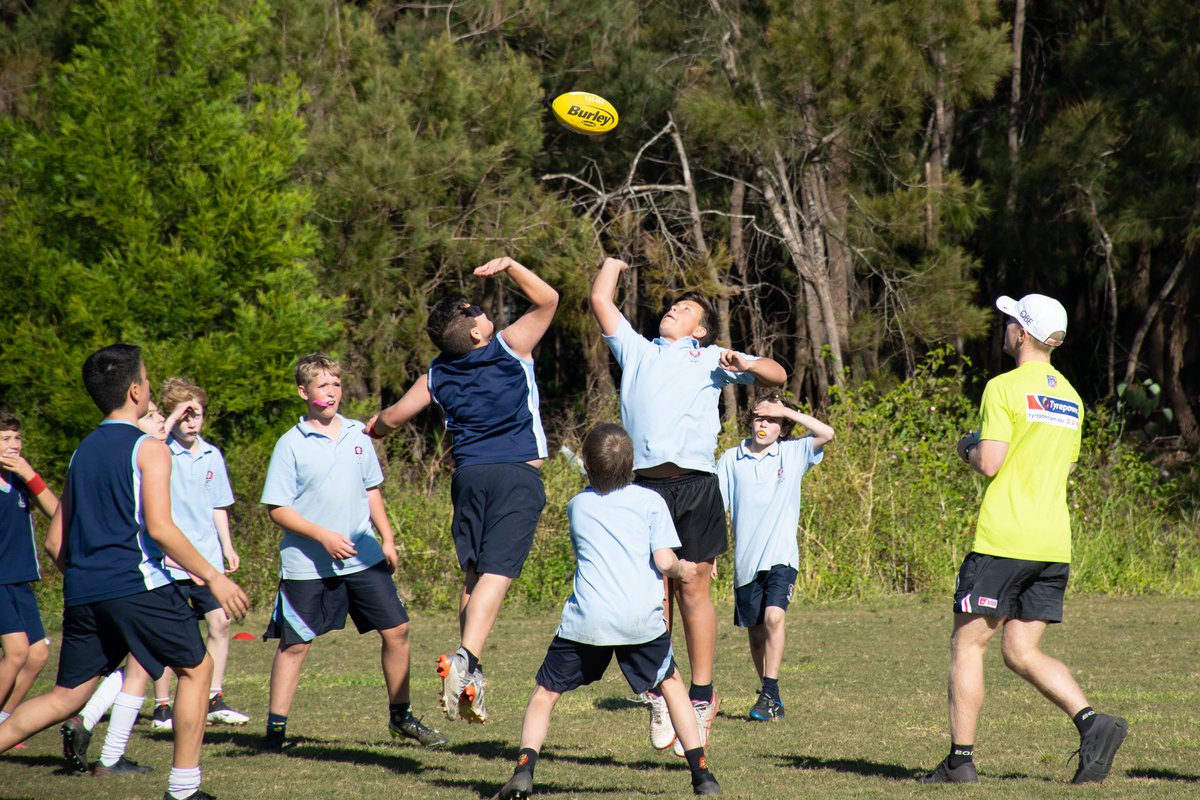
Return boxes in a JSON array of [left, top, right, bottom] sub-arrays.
[[2, 0, 1196, 607]]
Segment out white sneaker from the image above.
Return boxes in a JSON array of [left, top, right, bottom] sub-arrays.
[[436, 653, 470, 722], [207, 694, 250, 725], [673, 694, 720, 757], [648, 692, 675, 750], [458, 667, 488, 725]]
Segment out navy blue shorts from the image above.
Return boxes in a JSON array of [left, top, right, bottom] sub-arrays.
[[535, 631, 677, 696], [953, 552, 1068, 622], [175, 580, 222, 618], [450, 462, 545, 579], [734, 564, 798, 627], [634, 472, 727, 562], [0, 582, 46, 642], [56, 585, 207, 689], [263, 560, 409, 647]]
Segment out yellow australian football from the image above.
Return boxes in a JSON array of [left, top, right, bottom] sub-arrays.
[[551, 91, 619, 136]]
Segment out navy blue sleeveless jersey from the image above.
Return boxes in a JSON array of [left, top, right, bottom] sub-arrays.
[[63, 420, 171, 606], [0, 473, 39, 584], [428, 334, 548, 468]]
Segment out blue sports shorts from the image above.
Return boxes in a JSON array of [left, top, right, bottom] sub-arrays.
[[734, 564, 798, 627], [0, 582, 46, 642], [535, 631, 676, 696], [450, 462, 545, 578], [263, 560, 408, 647]]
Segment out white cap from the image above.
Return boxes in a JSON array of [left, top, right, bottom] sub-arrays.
[[996, 294, 1068, 346]]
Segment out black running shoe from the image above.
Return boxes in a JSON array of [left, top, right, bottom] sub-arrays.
[[389, 714, 449, 747], [491, 771, 533, 800], [917, 757, 979, 784], [94, 756, 153, 776], [60, 716, 92, 773], [748, 692, 784, 722], [258, 731, 289, 752], [692, 771, 721, 796], [1071, 713, 1128, 784]]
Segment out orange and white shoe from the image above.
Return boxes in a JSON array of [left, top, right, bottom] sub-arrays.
[[674, 694, 720, 757]]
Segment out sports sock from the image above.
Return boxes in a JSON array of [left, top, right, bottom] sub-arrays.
[[947, 743, 974, 769], [684, 746, 712, 777], [167, 765, 202, 799], [761, 677, 780, 701], [99, 692, 143, 767], [0, 711, 9, 723], [389, 702, 411, 725], [1073, 706, 1097, 736], [154, 696, 171, 708], [689, 682, 713, 704], [514, 747, 539, 779], [209, 686, 221, 699], [266, 712, 288, 736], [81, 669, 125, 730], [458, 646, 480, 674]]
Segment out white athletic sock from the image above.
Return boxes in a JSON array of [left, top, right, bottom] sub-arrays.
[[81, 669, 125, 731], [168, 765, 202, 799], [209, 686, 221, 699], [98, 691, 142, 767], [155, 696, 171, 707], [0, 710, 10, 723]]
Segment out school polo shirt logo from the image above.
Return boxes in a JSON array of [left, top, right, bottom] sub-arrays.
[[206, 470, 214, 485], [1025, 394, 1080, 429], [354, 445, 364, 463]]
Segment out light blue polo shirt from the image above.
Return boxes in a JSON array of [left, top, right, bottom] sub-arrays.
[[261, 415, 385, 579], [165, 435, 234, 579], [557, 484, 681, 646], [604, 314, 758, 472], [717, 436, 823, 588]]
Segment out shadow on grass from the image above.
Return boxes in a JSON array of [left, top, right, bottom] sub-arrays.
[[781, 755, 1044, 783], [1127, 768, 1200, 782], [187, 731, 432, 774], [449, 738, 516, 761], [428, 776, 634, 798], [595, 696, 648, 712], [0, 752, 81, 775]]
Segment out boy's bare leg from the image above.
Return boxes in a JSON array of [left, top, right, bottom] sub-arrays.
[[516, 685, 560, 752], [0, 631, 31, 708], [948, 613, 1002, 744], [674, 560, 716, 686], [153, 670, 173, 704], [761, 606, 786, 681], [202, 608, 231, 693], [747, 626, 767, 682], [2, 637, 49, 712], [379, 624, 411, 703], [1000, 619, 1089, 715], [172, 653, 214, 769], [268, 642, 311, 717], [0, 679, 97, 752], [660, 672, 700, 750], [460, 569, 513, 657]]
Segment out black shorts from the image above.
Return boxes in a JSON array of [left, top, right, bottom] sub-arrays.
[[263, 560, 409, 647], [0, 582, 46, 642], [535, 631, 677, 696], [56, 585, 207, 689], [450, 462, 546, 579], [634, 472, 727, 562], [953, 552, 1069, 622], [734, 564, 798, 627], [175, 580, 222, 618]]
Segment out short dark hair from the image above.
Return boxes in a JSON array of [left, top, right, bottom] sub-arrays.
[[582, 423, 634, 495], [82, 344, 143, 414], [751, 389, 799, 440], [0, 411, 20, 432], [671, 291, 717, 347], [427, 294, 481, 357]]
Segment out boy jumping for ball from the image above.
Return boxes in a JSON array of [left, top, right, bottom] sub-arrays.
[[492, 424, 719, 800], [369, 256, 558, 724], [590, 257, 785, 753], [716, 392, 833, 721]]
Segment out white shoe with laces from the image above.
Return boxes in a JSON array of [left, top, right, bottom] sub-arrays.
[[648, 692, 676, 750], [673, 694, 720, 757]]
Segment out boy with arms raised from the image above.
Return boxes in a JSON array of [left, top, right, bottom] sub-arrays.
[[590, 257, 785, 751], [368, 256, 558, 724], [259, 354, 444, 750], [0, 344, 249, 800], [149, 377, 247, 729], [492, 424, 719, 800], [0, 413, 59, 730], [716, 392, 833, 722]]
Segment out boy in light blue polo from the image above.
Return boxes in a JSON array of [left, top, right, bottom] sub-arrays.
[[492, 424, 719, 800], [716, 392, 833, 722], [259, 354, 444, 751]]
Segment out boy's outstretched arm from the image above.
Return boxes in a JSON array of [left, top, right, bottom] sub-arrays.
[[720, 350, 787, 387], [653, 548, 697, 584], [590, 257, 629, 336], [369, 374, 433, 439], [479, 256, 559, 360]]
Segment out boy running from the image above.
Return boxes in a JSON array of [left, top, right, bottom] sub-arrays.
[[716, 392, 833, 723], [368, 256, 558, 724]]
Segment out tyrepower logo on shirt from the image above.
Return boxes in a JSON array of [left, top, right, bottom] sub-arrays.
[[1025, 394, 1081, 430]]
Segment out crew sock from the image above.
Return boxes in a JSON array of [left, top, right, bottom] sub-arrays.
[[458, 646, 480, 674], [684, 746, 712, 778], [167, 765, 201, 799], [389, 703, 411, 725], [947, 743, 974, 770], [99, 692, 143, 767], [514, 747, 539, 780], [689, 683, 713, 704], [80, 670, 125, 730], [761, 677, 780, 701], [266, 712, 288, 737], [1073, 707, 1097, 736]]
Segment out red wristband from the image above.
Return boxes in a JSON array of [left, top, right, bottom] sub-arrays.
[[26, 473, 48, 496], [366, 423, 386, 441]]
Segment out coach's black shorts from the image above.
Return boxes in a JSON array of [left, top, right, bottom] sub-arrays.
[[634, 471, 727, 562], [175, 580, 222, 618], [734, 564, 799, 628], [450, 462, 545, 579], [56, 585, 207, 688], [263, 560, 409, 647], [0, 582, 46, 642], [535, 631, 677, 696], [953, 552, 1069, 622]]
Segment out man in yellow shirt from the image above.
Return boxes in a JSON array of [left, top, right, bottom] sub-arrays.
[[920, 294, 1127, 786]]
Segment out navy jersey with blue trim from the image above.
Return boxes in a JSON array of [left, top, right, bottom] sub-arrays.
[[428, 334, 548, 468], [0, 473, 39, 584], [63, 421, 172, 606]]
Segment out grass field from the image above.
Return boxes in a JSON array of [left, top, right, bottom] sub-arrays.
[[2, 595, 1199, 799]]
